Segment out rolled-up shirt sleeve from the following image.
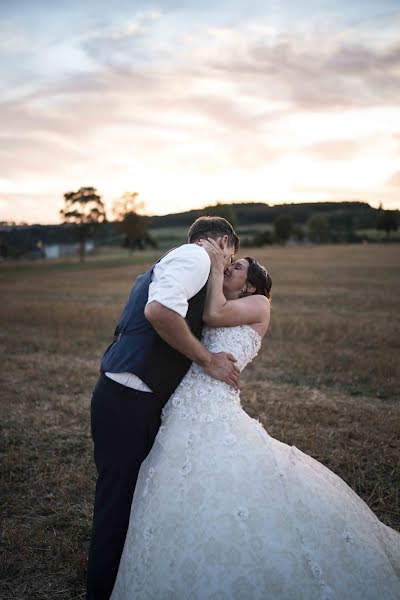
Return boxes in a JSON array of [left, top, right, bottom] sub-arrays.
[[146, 244, 211, 318]]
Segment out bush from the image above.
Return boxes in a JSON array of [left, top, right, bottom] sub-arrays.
[[274, 214, 293, 244], [307, 214, 330, 243], [252, 230, 274, 247]]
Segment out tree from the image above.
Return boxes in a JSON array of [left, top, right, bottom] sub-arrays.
[[60, 187, 106, 262], [202, 203, 238, 228], [292, 224, 305, 242], [113, 192, 155, 251], [376, 210, 398, 237], [273, 214, 293, 244], [0, 235, 8, 259], [113, 192, 145, 220], [252, 230, 274, 247], [307, 214, 329, 243]]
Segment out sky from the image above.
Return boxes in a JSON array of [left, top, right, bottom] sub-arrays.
[[1, 0, 400, 224]]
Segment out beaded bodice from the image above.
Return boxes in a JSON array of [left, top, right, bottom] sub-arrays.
[[162, 324, 262, 423]]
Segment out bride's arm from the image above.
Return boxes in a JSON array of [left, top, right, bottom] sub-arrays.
[[200, 239, 270, 327], [204, 275, 269, 327]]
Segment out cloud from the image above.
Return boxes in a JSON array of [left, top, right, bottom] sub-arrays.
[[204, 32, 400, 110], [1, 13, 400, 221], [303, 136, 385, 160], [82, 10, 163, 65], [0, 20, 27, 52], [386, 171, 400, 187], [0, 133, 87, 178]]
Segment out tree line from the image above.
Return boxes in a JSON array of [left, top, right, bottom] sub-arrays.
[[0, 188, 398, 260], [244, 208, 398, 247]]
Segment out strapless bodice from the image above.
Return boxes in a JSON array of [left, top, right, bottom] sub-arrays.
[[161, 325, 262, 423]]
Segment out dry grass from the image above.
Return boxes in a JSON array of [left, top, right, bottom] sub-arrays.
[[1, 243, 399, 598]]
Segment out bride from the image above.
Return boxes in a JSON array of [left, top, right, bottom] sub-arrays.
[[111, 239, 400, 600]]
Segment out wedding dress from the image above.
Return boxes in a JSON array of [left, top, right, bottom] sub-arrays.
[[111, 324, 400, 600]]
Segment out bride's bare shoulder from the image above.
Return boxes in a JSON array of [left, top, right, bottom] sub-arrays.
[[248, 295, 270, 337], [243, 293, 270, 312], [203, 293, 270, 328]]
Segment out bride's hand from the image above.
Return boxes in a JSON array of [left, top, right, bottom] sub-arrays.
[[198, 238, 226, 272]]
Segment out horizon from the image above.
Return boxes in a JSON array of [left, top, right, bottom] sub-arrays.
[[1, 0, 400, 223], [2, 198, 392, 228]]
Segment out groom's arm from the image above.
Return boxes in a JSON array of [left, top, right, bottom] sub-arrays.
[[144, 244, 240, 390], [145, 302, 240, 390], [147, 243, 210, 318]]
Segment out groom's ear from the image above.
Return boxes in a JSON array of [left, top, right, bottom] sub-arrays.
[[219, 234, 228, 250]]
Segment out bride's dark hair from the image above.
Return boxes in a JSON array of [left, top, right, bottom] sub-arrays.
[[241, 257, 272, 300]]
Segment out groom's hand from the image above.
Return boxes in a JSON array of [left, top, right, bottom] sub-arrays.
[[145, 302, 240, 390], [145, 302, 240, 389], [202, 352, 240, 391], [197, 238, 227, 270]]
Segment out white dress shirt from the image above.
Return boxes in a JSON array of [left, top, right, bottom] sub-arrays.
[[105, 243, 210, 392]]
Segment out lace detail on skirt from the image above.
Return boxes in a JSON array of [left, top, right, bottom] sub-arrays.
[[111, 325, 400, 600]]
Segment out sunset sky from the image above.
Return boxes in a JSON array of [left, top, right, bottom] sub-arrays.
[[1, 0, 400, 224]]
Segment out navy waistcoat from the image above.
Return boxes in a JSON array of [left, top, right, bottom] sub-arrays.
[[100, 253, 208, 405]]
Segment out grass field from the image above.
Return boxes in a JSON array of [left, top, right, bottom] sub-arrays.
[[1, 244, 399, 599]]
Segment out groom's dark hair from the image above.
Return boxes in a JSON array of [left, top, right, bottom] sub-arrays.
[[188, 216, 239, 251]]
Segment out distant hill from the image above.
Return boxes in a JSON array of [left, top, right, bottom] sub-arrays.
[[1, 201, 398, 254], [144, 201, 391, 230]]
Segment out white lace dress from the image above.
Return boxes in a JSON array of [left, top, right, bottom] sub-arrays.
[[111, 325, 400, 600]]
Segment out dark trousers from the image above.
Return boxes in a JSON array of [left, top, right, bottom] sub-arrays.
[[86, 374, 163, 600]]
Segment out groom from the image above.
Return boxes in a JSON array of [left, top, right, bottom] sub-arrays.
[[86, 216, 240, 600]]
